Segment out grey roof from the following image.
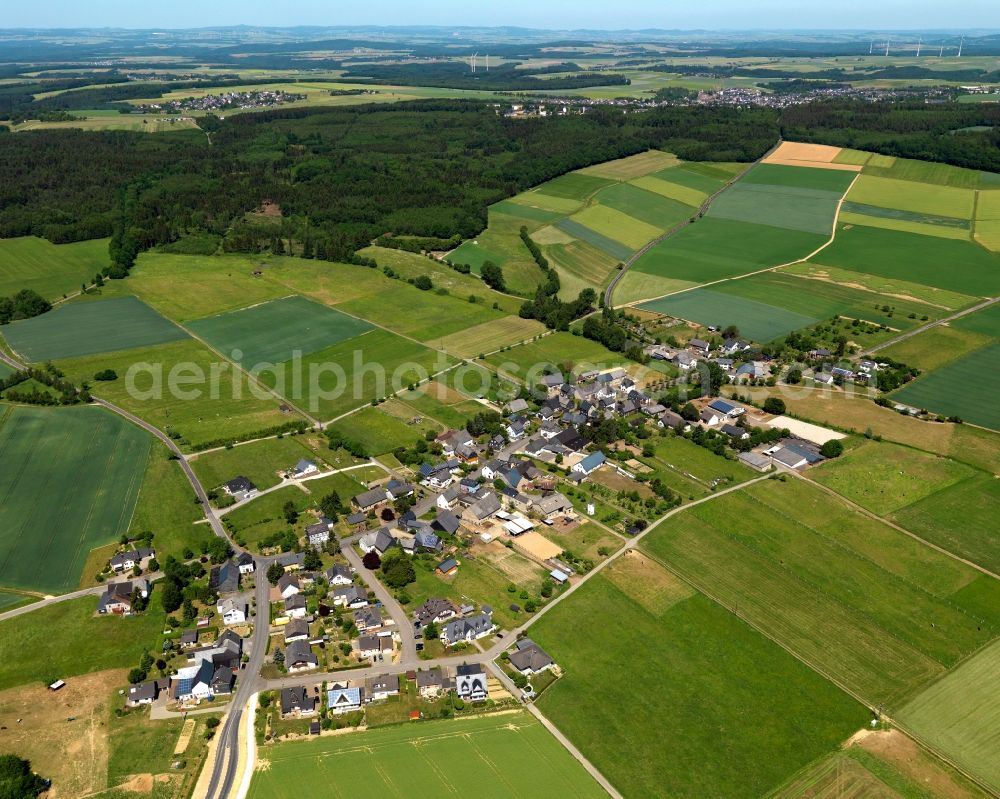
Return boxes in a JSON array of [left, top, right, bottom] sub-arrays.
[[127, 679, 162, 703], [415, 597, 459, 624], [353, 606, 383, 629], [283, 619, 310, 642], [354, 487, 388, 509], [210, 560, 240, 594], [333, 585, 367, 605], [224, 476, 256, 493], [284, 594, 306, 611], [369, 673, 399, 693], [110, 547, 154, 568], [506, 398, 529, 413], [468, 492, 501, 520], [433, 509, 460, 535], [442, 611, 494, 643], [280, 686, 313, 715], [416, 668, 444, 689], [509, 640, 553, 673], [276, 552, 306, 568], [285, 640, 318, 667], [325, 563, 352, 582]]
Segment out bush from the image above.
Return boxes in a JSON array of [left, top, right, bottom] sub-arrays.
[[820, 439, 844, 458], [93, 368, 118, 381], [762, 397, 786, 415]]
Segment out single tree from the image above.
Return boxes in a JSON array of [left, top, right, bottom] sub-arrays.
[[266, 562, 285, 585]]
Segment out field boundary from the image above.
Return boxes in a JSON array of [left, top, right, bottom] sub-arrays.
[[618, 168, 861, 311]]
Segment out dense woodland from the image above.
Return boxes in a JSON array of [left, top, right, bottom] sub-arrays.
[[0, 101, 777, 272], [337, 61, 630, 91]]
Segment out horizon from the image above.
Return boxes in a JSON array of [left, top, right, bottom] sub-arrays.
[[3, 1, 1000, 33]]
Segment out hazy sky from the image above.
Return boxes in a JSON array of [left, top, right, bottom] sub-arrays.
[[5, 1, 1000, 31]]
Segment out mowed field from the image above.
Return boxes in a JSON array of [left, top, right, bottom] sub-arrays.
[[898, 638, 1000, 792], [0, 236, 109, 299], [1, 295, 187, 362], [246, 712, 606, 799], [186, 295, 373, 366], [532, 553, 867, 798], [0, 405, 150, 594], [640, 478, 1000, 707]]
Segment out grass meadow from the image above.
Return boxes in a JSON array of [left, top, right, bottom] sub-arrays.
[[898, 639, 1000, 792], [246, 712, 606, 799], [190, 434, 333, 492], [0, 596, 165, 688], [2, 295, 187, 362], [0, 405, 150, 594], [55, 339, 295, 450], [486, 332, 628, 379], [324, 404, 441, 456], [640, 478, 1000, 707], [0, 236, 109, 300], [532, 558, 867, 798], [848, 175, 976, 220]]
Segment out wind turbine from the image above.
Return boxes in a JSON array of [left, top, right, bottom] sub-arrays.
[[885, 39, 890, 57], [916, 37, 922, 57], [957, 36, 964, 57]]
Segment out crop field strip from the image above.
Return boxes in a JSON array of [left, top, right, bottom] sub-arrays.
[[639, 478, 1000, 708], [246, 712, 607, 799], [974, 188, 1000, 251], [1, 295, 188, 362], [0, 405, 150, 594]]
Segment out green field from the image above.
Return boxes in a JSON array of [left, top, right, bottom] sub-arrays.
[[2, 295, 188, 362], [974, 188, 1000, 251], [486, 332, 627, 378], [594, 182, 694, 230], [0, 236, 110, 300], [741, 163, 857, 193], [190, 435, 331, 492], [811, 440, 977, 514], [325, 404, 440, 456], [533, 172, 614, 200], [532, 564, 867, 798], [861, 156, 985, 189], [707, 181, 843, 236], [55, 339, 294, 450], [892, 343, 1000, 431], [628, 217, 827, 288], [952, 302, 1000, 338], [436, 315, 545, 358], [576, 149, 678, 180], [899, 639, 1000, 791], [0, 405, 150, 594], [246, 712, 606, 799], [882, 324, 995, 372], [554, 218, 635, 260], [639, 287, 818, 342], [257, 328, 452, 420], [0, 595, 165, 688], [187, 295, 372, 366], [818, 225, 1000, 297], [566, 204, 663, 250], [640, 478, 1000, 707], [848, 175, 975, 220]]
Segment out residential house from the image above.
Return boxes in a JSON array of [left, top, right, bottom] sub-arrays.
[[217, 598, 247, 625], [109, 547, 155, 573], [700, 408, 722, 426], [721, 338, 750, 355], [277, 573, 301, 599], [386, 479, 415, 501], [533, 492, 574, 522], [283, 618, 310, 644], [279, 686, 316, 717], [96, 579, 149, 615], [126, 679, 164, 707], [433, 509, 461, 536], [353, 487, 388, 512], [353, 606, 384, 634], [689, 338, 711, 355], [462, 492, 501, 525], [720, 423, 749, 441], [332, 585, 368, 609], [290, 459, 319, 478], [674, 351, 695, 370], [284, 640, 319, 672], [505, 416, 528, 440], [327, 685, 364, 714], [506, 398, 529, 414], [223, 476, 257, 499], [356, 634, 393, 660], [414, 598, 459, 626], [345, 511, 367, 529], [209, 560, 240, 595], [236, 552, 255, 575], [367, 674, 400, 702], [436, 558, 459, 577], [508, 639, 554, 675], [416, 668, 446, 698], [539, 372, 564, 396], [425, 468, 453, 490], [325, 564, 353, 586], [658, 410, 690, 432], [455, 663, 488, 702], [571, 451, 606, 477], [436, 484, 462, 510], [480, 460, 508, 481], [359, 527, 396, 556], [283, 594, 307, 619], [179, 629, 200, 649], [305, 519, 332, 548], [555, 428, 587, 453], [276, 551, 306, 571], [441, 610, 495, 646], [414, 529, 441, 552]]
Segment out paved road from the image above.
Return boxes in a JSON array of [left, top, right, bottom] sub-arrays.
[[0, 584, 104, 622], [340, 541, 417, 663], [862, 296, 1000, 355], [204, 561, 273, 799]]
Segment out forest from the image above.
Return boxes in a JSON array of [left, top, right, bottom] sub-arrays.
[[336, 61, 630, 91], [0, 101, 778, 272]]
